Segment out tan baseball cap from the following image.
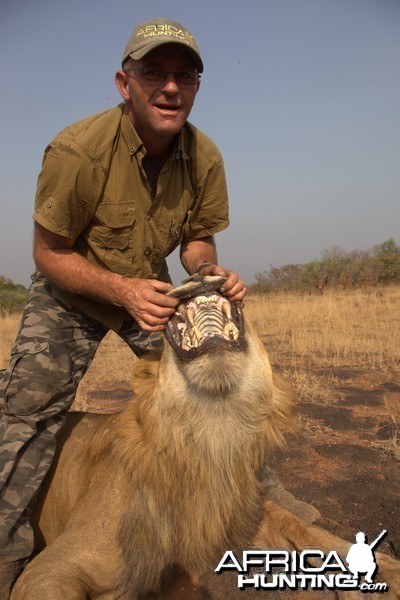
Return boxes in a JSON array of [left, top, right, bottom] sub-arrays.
[[122, 18, 203, 72]]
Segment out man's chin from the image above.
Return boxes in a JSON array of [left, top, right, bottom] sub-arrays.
[[155, 117, 187, 135]]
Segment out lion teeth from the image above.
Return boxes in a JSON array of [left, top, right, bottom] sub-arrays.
[[195, 295, 219, 306], [189, 326, 203, 344], [186, 306, 195, 325], [180, 293, 240, 350], [182, 325, 204, 350], [223, 322, 240, 341], [221, 300, 232, 320]]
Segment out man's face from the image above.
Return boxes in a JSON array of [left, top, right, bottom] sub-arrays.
[[116, 46, 200, 150]]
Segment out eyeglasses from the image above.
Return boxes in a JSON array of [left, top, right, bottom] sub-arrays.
[[124, 67, 200, 86]]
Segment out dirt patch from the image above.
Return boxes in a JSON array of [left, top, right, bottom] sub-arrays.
[[141, 366, 400, 599], [274, 368, 400, 550]]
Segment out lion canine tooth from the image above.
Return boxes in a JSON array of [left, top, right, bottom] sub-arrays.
[[189, 326, 203, 346], [223, 322, 239, 340], [222, 301, 232, 320], [194, 326, 203, 341], [187, 306, 195, 325]]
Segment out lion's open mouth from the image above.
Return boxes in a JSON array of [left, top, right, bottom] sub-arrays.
[[164, 275, 245, 361]]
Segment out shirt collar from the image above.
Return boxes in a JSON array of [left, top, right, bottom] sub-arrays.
[[120, 105, 143, 156], [177, 126, 190, 160]]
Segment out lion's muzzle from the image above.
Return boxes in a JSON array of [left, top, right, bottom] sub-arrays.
[[165, 275, 245, 361]]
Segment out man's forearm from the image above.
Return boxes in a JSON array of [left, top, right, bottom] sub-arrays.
[[34, 246, 178, 330], [33, 222, 177, 331], [35, 246, 127, 306], [179, 236, 218, 275], [33, 222, 126, 305]]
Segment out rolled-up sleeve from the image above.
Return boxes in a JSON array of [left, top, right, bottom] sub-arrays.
[[33, 137, 100, 240]]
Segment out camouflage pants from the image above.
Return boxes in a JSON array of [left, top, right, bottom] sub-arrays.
[[0, 272, 163, 561]]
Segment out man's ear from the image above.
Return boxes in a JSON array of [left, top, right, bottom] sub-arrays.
[[115, 70, 130, 100]]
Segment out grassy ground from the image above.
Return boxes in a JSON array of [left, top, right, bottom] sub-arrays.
[[246, 286, 400, 372]]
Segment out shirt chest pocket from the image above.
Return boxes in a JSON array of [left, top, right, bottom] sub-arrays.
[[87, 203, 136, 274]]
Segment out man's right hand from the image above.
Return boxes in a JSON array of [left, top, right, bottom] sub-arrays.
[[118, 278, 179, 331], [34, 223, 178, 331]]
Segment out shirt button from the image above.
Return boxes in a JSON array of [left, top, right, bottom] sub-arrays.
[[145, 249, 151, 258]]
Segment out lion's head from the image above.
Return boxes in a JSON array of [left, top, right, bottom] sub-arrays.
[[163, 275, 247, 395]]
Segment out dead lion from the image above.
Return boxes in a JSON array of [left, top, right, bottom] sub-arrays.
[[11, 276, 400, 599]]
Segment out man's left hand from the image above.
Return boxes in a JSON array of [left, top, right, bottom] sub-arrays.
[[197, 263, 246, 303]]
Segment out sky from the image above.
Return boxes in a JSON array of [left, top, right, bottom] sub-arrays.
[[1, 0, 399, 287]]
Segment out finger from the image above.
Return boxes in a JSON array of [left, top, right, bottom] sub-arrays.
[[151, 280, 175, 293], [147, 292, 179, 309], [137, 285, 178, 308], [209, 265, 227, 277], [136, 319, 166, 332], [219, 271, 239, 293], [198, 264, 223, 276], [221, 276, 247, 301], [224, 286, 246, 301], [227, 288, 247, 303], [148, 283, 180, 307], [134, 310, 172, 328], [138, 303, 176, 319]]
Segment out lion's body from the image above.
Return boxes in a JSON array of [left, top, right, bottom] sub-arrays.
[[11, 318, 400, 599], [13, 319, 295, 599]]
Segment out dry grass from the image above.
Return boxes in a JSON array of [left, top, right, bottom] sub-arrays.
[[246, 286, 400, 372], [244, 286, 400, 458], [385, 396, 400, 461], [1, 288, 399, 444], [0, 313, 21, 370], [2, 287, 399, 375]]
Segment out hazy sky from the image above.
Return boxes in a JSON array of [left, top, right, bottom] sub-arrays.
[[1, 0, 399, 287]]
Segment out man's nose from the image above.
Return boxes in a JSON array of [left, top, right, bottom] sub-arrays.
[[161, 73, 180, 93]]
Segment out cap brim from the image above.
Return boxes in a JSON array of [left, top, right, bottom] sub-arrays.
[[125, 40, 203, 73]]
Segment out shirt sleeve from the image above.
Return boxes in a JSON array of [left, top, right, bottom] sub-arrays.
[[33, 136, 100, 240], [183, 156, 230, 241]]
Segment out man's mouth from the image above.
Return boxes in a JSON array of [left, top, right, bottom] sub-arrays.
[[164, 275, 245, 361], [155, 103, 181, 112]]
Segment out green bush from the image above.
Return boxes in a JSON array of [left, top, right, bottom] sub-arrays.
[[249, 239, 400, 294], [0, 276, 28, 315]]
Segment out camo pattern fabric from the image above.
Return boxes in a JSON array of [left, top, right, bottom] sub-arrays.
[[0, 271, 163, 561]]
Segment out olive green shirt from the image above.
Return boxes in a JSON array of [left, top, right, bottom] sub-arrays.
[[33, 104, 229, 331]]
